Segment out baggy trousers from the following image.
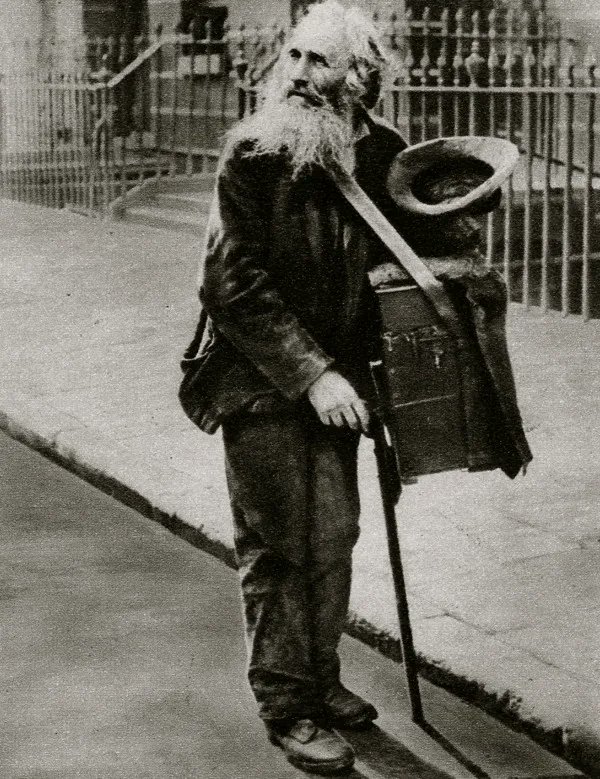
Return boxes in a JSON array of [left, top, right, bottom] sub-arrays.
[[222, 403, 361, 723]]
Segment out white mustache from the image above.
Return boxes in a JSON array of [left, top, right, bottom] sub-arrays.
[[286, 87, 324, 107]]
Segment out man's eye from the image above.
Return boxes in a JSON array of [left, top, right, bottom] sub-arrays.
[[313, 55, 329, 67], [289, 49, 301, 60]]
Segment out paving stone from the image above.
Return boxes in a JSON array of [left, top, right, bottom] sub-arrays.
[[499, 607, 600, 685]]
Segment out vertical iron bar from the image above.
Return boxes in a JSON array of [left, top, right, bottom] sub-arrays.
[[466, 10, 481, 136], [187, 21, 197, 175], [503, 44, 514, 298], [6, 72, 13, 201], [32, 70, 41, 204], [204, 20, 214, 169], [17, 67, 26, 202], [99, 75, 110, 214], [5, 73, 13, 201], [66, 72, 76, 209], [82, 82, 92, 214], [33, 69, 43, 205], [485, 10, 499, 266], [402, 14, 414, 144], [0, 76, 5, 200], [220, 24, 231, 140], [533, 10, 545, 158], [48, 72, 59, 208], [503, 101, 515, 296], [87, 84, 99, 212], [581, 52, 596, 322], [106, 67, 117, 208], [14, 73, 24, 202], [135, 35, 145, 186], [53, 72, 62, 207], [23, 70, 33, 204], [22, 72, 32, 202], [153, 26, 163, 183], [436, 9, 448, 138], [522, 48, 535, 309], [66, 72, 76, 208], [24, 68, 33, 203], [540, 54, 553, 312], [73, 73, 82, 211], [169, 34, 181, 176], [39, 73, 49, 207], [419, 7, 430, 143], [560, 49, 575, 317], [13, 72, 20, 202], [59, 73, 68, 208], [7, 71, 13, 200], [115, 35, 128, 203], [453, 9, 464, 136], [11, 72, 19, 201], [141, 33, 151, 182]]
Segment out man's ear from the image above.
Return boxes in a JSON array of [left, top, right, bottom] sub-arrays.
[[361, 68, 382, 110], [346, 61, 381, 109]]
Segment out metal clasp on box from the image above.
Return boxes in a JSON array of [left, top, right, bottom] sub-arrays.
[[383, 327, 447, 369]]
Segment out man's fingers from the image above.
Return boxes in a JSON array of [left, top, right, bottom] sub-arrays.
[[319, 411, 331, 426], [317, 401, 369, 431], [329, 410, 345, 427], [352, 400, 370, 433], [339, 406, 360, 430]]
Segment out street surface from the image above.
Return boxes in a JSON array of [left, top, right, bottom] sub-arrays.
[[0, 430, 584, 779]]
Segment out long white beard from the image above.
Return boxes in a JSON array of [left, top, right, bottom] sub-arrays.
[[228, 96, 356, 177]]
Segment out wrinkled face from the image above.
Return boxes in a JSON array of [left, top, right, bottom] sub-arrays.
[[279, 24, 351, 111]]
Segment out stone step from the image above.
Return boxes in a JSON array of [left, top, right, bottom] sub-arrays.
[[124, 204, 205, 236], [155, 174, 217, 193], [154, 191, 214, 213]]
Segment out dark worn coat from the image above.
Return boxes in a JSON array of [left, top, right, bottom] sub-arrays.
[[187, 114, 414, 432], [180, 112, 532, 477]]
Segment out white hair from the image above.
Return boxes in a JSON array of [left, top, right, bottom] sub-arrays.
[[224, 2, 388, 176], [291, 0, 388, 108]]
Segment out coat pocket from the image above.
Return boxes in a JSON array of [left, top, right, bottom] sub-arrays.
[[178, 348, 221, 433]]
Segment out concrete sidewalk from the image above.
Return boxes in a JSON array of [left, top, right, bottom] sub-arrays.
[[4, 429, 585, 779], [0, 200, 598, 776]]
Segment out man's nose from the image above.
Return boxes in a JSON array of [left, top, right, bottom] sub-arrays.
[[290, 56, 310, 85]]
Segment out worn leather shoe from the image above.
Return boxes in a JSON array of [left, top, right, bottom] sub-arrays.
[[268, 718, 355, 775], [323, 683, 378, 729]]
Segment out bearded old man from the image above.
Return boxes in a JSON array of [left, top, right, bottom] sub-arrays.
[[181, 2, 485, 774]]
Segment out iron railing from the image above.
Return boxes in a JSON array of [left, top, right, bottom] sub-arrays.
[[0, 24, 282, 214], [1, 6, 599, 319]]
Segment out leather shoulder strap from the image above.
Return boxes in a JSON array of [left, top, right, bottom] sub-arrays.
[[330, 167, 463, 336]]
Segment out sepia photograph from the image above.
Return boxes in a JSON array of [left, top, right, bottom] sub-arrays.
[[0, 0, 598, 776]]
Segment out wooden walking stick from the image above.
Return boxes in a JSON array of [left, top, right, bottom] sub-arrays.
[[369, 366, 425, 726]]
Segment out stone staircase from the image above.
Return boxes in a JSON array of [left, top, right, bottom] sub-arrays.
[[118, 174, 215, 236]]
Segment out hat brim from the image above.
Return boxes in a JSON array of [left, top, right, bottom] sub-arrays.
[[387, 136, 520, 216]]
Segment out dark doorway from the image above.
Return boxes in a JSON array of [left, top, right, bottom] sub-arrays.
[[82, 1, 150, 137], [82, 0, 149, 39]]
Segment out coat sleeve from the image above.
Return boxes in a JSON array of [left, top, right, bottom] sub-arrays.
[[200, 143, 334, 400]]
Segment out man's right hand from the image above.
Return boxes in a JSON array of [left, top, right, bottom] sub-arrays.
[[307, 369, 370, 433]]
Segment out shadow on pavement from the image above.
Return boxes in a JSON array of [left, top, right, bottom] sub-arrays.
[[344, 724, 458, 778], [420, 721, 491, 778]]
